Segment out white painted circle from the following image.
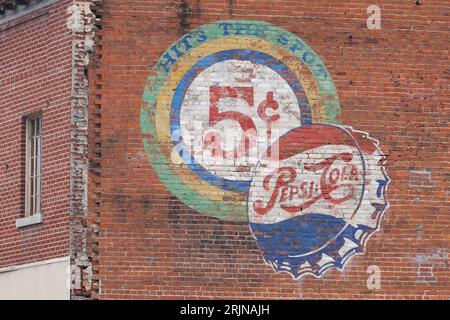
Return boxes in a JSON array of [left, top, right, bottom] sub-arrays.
[[180, 59, 302, 182]]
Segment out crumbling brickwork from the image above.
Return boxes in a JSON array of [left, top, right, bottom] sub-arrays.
[[86, 0, 102, 299], [69, 0, 101, 299]]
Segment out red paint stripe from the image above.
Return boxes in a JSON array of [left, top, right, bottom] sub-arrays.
[[264, 124, 376, 161]]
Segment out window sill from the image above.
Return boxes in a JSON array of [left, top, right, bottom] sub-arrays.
[[16, 214, 43, 228]]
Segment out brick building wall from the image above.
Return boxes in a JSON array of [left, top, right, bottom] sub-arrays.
[[2, 0, 447, 300], [90, 0, 449, 299], [0, 0, 73, 269]]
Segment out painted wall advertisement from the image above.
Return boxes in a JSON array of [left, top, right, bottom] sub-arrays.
[[141, 20, 390, 279]]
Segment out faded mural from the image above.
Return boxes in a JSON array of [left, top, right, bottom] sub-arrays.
[[141, 20, 390, 279]]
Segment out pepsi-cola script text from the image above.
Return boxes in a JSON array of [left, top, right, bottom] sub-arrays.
[[253, 152, 360, 215]]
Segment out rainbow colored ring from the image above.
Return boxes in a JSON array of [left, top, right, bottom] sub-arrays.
[[141, 20, 341, 221]]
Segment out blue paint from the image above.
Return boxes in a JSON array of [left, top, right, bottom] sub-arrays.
[[249, 213, 346, 257], [250, 213, 374, 278], [170, 49, 312, 192], [376, 178, 389, 198], [371, 202, 388, 218]]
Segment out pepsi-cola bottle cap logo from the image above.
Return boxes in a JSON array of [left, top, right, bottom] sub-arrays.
[[248, 124, 389, 278]]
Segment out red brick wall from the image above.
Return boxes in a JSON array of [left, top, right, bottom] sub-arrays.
[[0, 0, 72, 268], [91, 0, 449, 299]]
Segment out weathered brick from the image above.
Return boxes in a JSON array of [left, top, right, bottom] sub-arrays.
[[88, 0, 449, 299]]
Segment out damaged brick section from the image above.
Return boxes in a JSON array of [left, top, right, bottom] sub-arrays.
[[70, 0, 102, 300], [408, 168, 436, 188], [415, 249, 448, 283], [86, 0, 103, 300]]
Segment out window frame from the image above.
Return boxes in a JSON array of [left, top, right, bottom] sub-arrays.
[[16, 112, 43, 228]]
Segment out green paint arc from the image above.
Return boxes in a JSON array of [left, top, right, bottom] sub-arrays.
[[140, 20, 341, 221]]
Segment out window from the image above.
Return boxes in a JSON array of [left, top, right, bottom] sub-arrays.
[[16, 114, 43, 228], [26, 115, 42, 216]]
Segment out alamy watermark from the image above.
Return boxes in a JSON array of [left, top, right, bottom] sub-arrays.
[[367, 5, 381, 30], [366, 265, 381, 290]]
